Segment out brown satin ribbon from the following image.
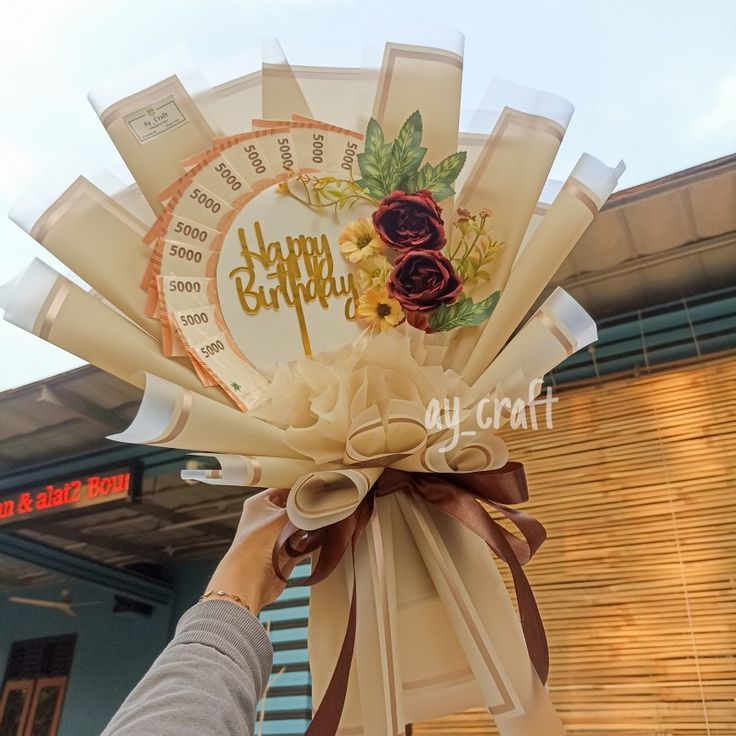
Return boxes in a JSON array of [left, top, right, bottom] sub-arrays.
[[272, 462, 548, 736]]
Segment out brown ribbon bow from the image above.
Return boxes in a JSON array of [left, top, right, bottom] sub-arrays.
[[272, 462, 548, 736]]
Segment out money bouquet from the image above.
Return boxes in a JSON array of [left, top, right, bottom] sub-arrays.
[[1, 34, 623, 735]]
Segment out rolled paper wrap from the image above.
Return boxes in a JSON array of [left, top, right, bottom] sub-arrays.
[[261, 39, 312, 119], [440, 367, 543, 446], [515, 179, 564, 265], [108, 373, 295, 457], [430, 293, 590, 451], [473, 287, 597, 399], [460, 155, 625, 383], [445, 179, 560, 378], [89, 54, 215, 212], [490, 367, 544, 426], [372, 36, 464, 166], [447, 80, 573, 374], [456, 79, 574, 298], [0, 259, 228, 405], [393, 432, 508, 473], [10, 176, 159, 339], [344, 400, 429, 466], [181, 452, 316, 488], [287, 466, 383, 530]]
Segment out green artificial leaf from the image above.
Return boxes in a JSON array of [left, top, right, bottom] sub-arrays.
[[428, 291, 501, 332], [356, 118, 395, 198], [389, 111, 427, 190], [427, 182, 455, 201], [408, 151, 467, 200]]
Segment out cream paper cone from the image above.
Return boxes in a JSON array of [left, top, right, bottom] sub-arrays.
[[108, 373, 294, 457], [261, 39, 312, 120], [460, 155, 625, 384], [90, 57, 216, 212], [372, 38, 464, 166], [0, 259, 228, 405], [430, 290, 594, 449], [515, 179, 563, 265], [444, 179, 563, 376], [10, 176, 159, 339], [447, 80, 573, 375], [473, 287, 597, 399], [344, 401, 429, 466], [198, 47, 263, 136], [106, 165, 156, 228], [181, 452, 316, 488], [456, 79, 573, 298]]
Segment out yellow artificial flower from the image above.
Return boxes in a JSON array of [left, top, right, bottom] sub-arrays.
[[276, 179, 291, 195], [339, 218, 385, 263], [357, 254, 392, 291], [357, 286, 404, 332]]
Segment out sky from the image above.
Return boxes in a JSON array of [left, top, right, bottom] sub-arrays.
[[0, 0, 734, 391]]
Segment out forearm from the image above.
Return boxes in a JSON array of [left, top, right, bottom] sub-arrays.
[[102, 600, 273, 736]]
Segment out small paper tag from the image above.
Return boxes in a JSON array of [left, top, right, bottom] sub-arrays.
[[124, 95, 187, 143]]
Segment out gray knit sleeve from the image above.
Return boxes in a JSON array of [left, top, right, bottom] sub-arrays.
[[101, 600, 273, 736]]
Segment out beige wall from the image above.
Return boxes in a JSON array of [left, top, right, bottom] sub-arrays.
[[416, 354, 736, 735]]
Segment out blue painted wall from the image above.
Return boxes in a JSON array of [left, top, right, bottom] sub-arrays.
[[0, 556, 311, 735], [0, 577, 172, 736]]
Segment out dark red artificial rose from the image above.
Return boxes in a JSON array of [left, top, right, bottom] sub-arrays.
[[387, 250, 462, 313], [372, 190, 446, 251]]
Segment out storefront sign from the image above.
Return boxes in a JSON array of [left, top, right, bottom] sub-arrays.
[[0, 465, 140, 526]]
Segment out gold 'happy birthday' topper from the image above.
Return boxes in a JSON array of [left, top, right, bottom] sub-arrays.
[[229, 221, 359, 356]]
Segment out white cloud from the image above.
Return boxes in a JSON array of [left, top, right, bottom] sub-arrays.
[[691, 71, 736, 137]]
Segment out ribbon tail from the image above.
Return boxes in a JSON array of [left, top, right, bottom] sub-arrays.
[[306, 551, 358, 736], [503, 543, 549, 683]]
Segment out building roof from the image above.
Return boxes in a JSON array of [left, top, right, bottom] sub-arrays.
[[555, 153, 736, 317], [0, 365, 141, 475]]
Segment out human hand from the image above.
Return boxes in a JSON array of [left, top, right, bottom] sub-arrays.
[[205, 488, 296, 615]]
